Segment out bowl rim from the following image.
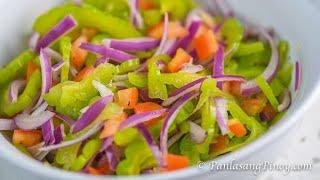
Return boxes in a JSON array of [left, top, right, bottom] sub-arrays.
[[0, 0, 320, 179]]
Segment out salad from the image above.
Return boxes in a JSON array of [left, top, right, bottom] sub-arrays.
[[0, 0, 301, 176]]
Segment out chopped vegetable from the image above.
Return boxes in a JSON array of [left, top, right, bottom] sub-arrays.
[[228, 119, 247, 138], [0, 70, 41, 117], [148, 22, 189, 40], [13, 130, 42, 147], [71, 35, 88, 70], [116, 87, 138, 109], [168, 48, 193, 73], [0, 50, 35, 86], [100, 112, 127, 139], [74, 65, 95, 82], [256, 75, 279, 109], [0, 0, 296, 175], [26, 61, 39, 81], [148, 56, 168, 100], [160, 154, 189, 172], [60, 37, 72, 82], [134, 102, 164, 126], [33, 4, 141, 38], [194, 30, 219, 61]]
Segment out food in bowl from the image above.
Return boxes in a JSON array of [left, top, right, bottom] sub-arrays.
[[0, 0, 299, 176]]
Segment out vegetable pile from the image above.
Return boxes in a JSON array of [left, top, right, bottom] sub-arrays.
[[0, 0, 300, 176]]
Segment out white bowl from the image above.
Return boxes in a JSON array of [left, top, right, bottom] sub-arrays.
[[0, 0, 320, 179]]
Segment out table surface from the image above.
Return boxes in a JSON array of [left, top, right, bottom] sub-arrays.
[[1, 1, 320, 180]]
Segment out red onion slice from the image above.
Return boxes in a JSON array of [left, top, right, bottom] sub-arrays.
[[28, 142, 46, 160], [213, 46, 228, 135], [94, 56, 109, 67], [180, 60, 204, 74], [54, 124, 65, 144], [162, 74, 245, 107], [42, 119, 55, 145], [103, 48, 137, 63], [32, 102, 49, 116], [154, 12, 169, 56], [105, 145, 119, 171], [179, 21, 201, 50], [100, 136, 114, 153], [160, 92, 199, 154], [79, 43, 106, 55], [43, 48, 63, 62], [33, 49, 52, 109], [39, 123, 104, 152], [9, 80, 26, 103], [72, 95, 113, 133], [168, 131, 184, 147], [162, 78, 206, 107], [278, 89, 291, 112], [241, 28, 279, 96], [119, 109, 167, 130], [136, 124, 165, 167], [295, 60, 301, 91], [162, 39, 180, 57], [102, 38, 159, 52], [29, 32, 40, 52], [80, 42, 136, 63], [55, 113, 75, 126], [35, 15, 77, 52], [14, 111, 55, 130], [185, 9, 202, 27], [70, 65, 79, 78], [213, 75, 246, 82], [189, 121, 207, 144], [214, 98, 228, 134], [52, 61, 65, 72], [213, 46, 225, 88], [0, 119, 15, 130], [129, 0, 144, 29]]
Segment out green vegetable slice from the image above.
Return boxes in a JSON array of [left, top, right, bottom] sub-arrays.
[[33, 4, 141, 38]]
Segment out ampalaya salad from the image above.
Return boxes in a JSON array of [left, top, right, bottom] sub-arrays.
[[0, 0, 301, 176]]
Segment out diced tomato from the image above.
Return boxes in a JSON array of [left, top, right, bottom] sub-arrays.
[[88, 164, 110, 175], [230, 81, 242, 96], [71, 35, 89, 70], [211, 135, 229, 153], [26, 61, 39, 81], [167, 48, 192, 73], [260, 104, 277, 121], [148, 22, 189, 40], [222, 81, 242, 96], [241, 96, 266, 116], [159, 154, 189, 172], [228, 119, 247, 138], [100, 113, 128, 139], [12, 130, 42, 147], [194, 29, 219, 61], [139, 0, 155, 9], [74, 65, 95, 82], [134, 102, 164, 126], [116, 88, 139, 109], [81, 28, 98, 40]]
